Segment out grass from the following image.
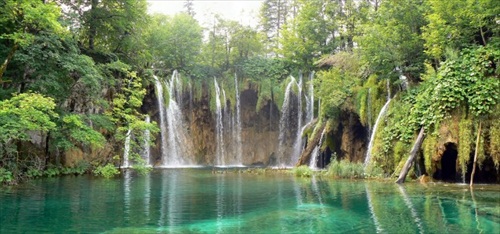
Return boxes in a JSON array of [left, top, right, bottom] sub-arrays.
[[325, 160, 365, 179]]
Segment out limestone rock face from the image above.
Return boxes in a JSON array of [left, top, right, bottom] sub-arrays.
[[338, 112, 368, 162], [142, 82, 370, 167], [238, 89, 280, 165]]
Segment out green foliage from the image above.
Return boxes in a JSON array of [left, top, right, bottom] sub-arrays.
[[26, 168, 43, 178], [357, 0, 426, 82], [93, 164, 120, 179], [423, 0, 499, 60], [0, 0, 63, 46], [364, 164, 384, 178], [315, 52, 363, 118], [241, 57, 290, 112], [325, 159, 365, 179], [103, 61, 159, 168], [292, 165, 313, 178], [377, 45, 499, 176], [279, 0, 334, 68], [53, 114, 106, 151], [147, 13, 203, 71], [0, 168, 13, 184], [0, 93, 57, 143], [44, 166, 61, 178], [242, 57, 291, 83]]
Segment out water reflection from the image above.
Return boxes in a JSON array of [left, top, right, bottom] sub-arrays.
[[216, 173, 225, 233], [143, 172, 151, 221], [365, 183, 384, 233], [1, 170, 499, 233], [397, 185, 424, 233], [123, 170, 131, 222]]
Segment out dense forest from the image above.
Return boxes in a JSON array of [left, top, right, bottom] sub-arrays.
[[0, 0, 498, 184]]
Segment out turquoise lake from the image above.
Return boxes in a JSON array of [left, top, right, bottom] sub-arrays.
[[0, 169, 499, 233]]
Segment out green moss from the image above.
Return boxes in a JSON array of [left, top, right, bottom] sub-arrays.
[[475, 121, 485, 167], [392, 141, 409, 169], [490, 118, 500, 169], [256, 78, 272, 112], [458, 115, 473, 177], [357, 88, 368, 127], [422, 132, 438, 174]]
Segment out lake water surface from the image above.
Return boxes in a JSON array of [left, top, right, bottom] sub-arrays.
[[1, 169, 499, 233]]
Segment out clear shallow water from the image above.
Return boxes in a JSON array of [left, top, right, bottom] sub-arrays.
[[0, 169, 499, 233]]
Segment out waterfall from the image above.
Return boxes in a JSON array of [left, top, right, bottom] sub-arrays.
[[291, 74, 304, 165], [154, 76, 169, 167], [364, 82, 391, 170], [234, 74, 243, 165], [156, 71, 192, 167], [310, 128, 326, 170], [122, 129, 132, 168], [277, 77, 297, 167], [214, 78, 225, 166], [396, 66, 408, 91], [143, 115, 151, 166], [165, 73, 181, 165], [386, 78, 391, 100], [306, 72, 315, 123], [367, 88, 372, 132]]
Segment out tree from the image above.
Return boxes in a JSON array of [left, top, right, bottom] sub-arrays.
[[0, 0, 63, 81], [183, 0, 195, 17], [0, 93, 58, 181], [279, 0, 335, 68], [357, 0, 427, 83], [147, 13, 203, 71], [422, 0, 500, 61], [260, 0, 294, 54], [59, 0, 149, 59]]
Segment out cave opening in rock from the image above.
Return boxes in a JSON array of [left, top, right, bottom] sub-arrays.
[[440, 143, 458, 182]]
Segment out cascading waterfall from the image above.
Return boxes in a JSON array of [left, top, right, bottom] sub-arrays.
[[291, 74, 303, 164], [306, 72, 315, 123], [277, 77, 297, 167], [156, 71, 192, 167], [143, 115, 151, 166], [364, 80, 392, 169], [386, 78, 391, 100], [367, 88, 372, 132], [396, 66, 408, 91], [234, 74, 243, 165], [122, 129, 132, 168], [154, 76, 169, 167], [309, 128, 326, 170], [214, 78, 225, 166]]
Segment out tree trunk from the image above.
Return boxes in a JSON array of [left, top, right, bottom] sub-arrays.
[[395, 127, 425, 184], [88, 0, 99, 50], [296, 122, 324, 166], [470, 121, 482, 188], [0, 43, 19, 82]]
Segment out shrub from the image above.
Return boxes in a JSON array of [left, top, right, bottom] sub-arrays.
[[0, 168, 14, 184], [292, 165, 313, 177], [93, 164, 120, 179], [325, 160, 365, 179]]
